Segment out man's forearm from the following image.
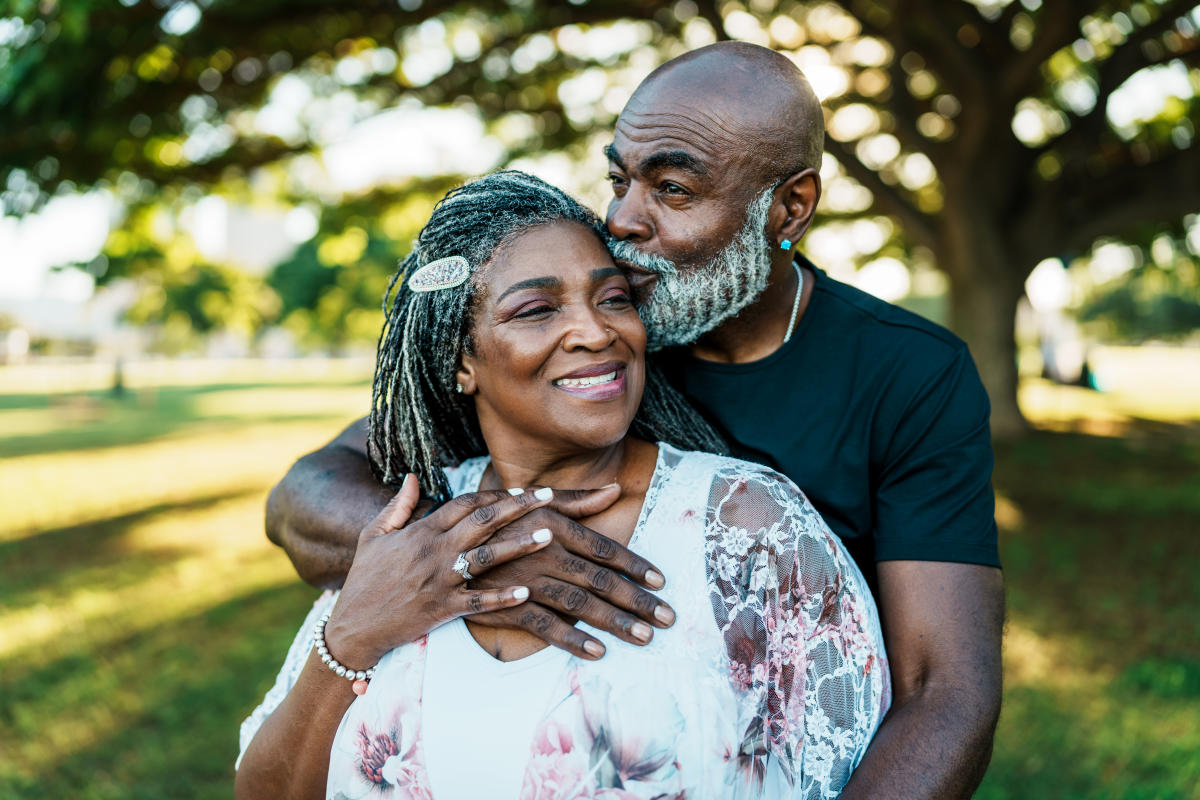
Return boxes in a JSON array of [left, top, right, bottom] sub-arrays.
[[838, 679, 1000, 799], [266, 443, 395, 588]]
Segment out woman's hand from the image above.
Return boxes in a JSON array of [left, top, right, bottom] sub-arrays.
[[322, 474, 556, 669]]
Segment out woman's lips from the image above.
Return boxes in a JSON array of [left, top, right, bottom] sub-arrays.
[[552, 366, 627, 400]]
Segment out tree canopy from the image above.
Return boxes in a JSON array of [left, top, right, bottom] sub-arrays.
[[2, 0, 1198, 432]]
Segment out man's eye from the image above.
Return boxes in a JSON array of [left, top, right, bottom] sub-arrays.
[[661, 181, 687, 195]]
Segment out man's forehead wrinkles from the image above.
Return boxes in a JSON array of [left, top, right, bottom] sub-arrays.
[[619, 109, 741, 147]]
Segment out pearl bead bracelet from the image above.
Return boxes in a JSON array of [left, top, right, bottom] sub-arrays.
[[313, 612, 375, 696]]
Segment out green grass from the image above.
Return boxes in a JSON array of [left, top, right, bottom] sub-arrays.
[[2, 357, 1198, 798]]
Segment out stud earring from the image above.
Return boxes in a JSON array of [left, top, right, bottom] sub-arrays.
[[780, 239, 793, 251], [455, 383, 464, 394]]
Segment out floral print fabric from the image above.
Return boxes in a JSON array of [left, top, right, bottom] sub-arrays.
[[239, 444, 889, 799]]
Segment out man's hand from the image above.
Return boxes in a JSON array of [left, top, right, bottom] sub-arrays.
[[839, 561, 1004, 800], [466, 491, 674, 659]]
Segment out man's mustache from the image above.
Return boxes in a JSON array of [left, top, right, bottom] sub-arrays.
[[612, 258, 660, 305]]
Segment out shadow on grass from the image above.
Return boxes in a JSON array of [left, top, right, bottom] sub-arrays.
[[981, 422, 1200, 797], [0, 581, 319, 800], [994, 424, 1200, 669], [0, 380, 367, 459], [979, 680, 1200, 800], [0, 488, 267, 612]]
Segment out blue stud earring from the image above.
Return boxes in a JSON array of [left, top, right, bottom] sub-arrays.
[[780, 239, 793, 251]]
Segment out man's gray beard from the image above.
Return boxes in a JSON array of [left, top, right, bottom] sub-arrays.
[[608, 188, 775, 352]]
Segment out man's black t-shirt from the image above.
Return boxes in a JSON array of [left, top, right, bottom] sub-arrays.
[[659, 257, 1000, 587]]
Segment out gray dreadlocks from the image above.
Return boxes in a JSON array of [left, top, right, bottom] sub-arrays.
[[368, 170, 727, 501]]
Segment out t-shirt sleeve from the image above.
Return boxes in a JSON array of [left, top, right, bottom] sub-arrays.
[[872, 346, 1000, 566], [235, 589, 338, 770], [704, 462, 890, 798]]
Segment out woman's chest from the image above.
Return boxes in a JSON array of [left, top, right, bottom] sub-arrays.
[[326, 513, 749, 800]]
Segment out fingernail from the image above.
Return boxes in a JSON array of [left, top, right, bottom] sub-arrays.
[[601, 482, 620, 490], [532, 528, 552, 543], [631, 622, 652, 642], [645, 570, 665, 589], [583, 641, 605, 658], [654, 605, 675, 625], [507, 488, 525, 496], [512, 587, 529, 600], [534, 487, 553, 501]]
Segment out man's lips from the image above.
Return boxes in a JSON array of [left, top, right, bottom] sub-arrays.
[[613, 260, 659, 298]]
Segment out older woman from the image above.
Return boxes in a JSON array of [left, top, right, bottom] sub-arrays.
[[235, 171, 888, 800]]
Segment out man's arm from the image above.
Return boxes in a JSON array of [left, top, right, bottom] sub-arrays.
[[839, 560, 1004, 799], [265, 417, 393, 589]]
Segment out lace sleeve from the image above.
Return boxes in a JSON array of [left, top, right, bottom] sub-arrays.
[[704, 463, 889, 799], [235, 589, 338, 770]]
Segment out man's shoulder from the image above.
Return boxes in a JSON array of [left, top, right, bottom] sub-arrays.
[[807, 259, 967, 361]]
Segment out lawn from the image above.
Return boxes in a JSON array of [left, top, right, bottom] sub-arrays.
[[1, 354, 1198, 799]]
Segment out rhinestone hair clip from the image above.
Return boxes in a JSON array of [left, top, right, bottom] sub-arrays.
[[407, 255, 470, 293]]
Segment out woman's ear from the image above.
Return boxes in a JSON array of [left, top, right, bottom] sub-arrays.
[[455, 358, 477, 396]]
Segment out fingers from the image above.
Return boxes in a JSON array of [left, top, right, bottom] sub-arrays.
[[443, 487, 556, 549], [372, 474, 420, 533], [553, 515, 666, 589], [453, 585, 531, 617], [542, 483, 622, 519], [461, 528, 553, 577], [469, 605, 607, 661], [531, 577, 657, 648], [549, 551, 675, 628]]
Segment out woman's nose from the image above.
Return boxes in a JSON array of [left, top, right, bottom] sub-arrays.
[[605, 188, 652, 243], [563, 308, 618, 351]]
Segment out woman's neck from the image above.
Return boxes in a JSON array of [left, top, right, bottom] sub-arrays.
[[477, 439, 628, 493]]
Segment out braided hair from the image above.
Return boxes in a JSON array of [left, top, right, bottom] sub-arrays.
[[368, 170, 727, 500]]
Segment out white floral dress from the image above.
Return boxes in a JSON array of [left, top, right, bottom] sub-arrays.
[[239, 444, 890, 799]]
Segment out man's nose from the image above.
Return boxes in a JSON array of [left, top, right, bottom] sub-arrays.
[[606, 188, 652, 242]]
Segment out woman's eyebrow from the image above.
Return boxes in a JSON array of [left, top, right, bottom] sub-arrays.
[[496, 276, 560, 302], [591, 267, 624, 282]]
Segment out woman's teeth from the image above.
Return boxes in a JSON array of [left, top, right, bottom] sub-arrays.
[[554, 371, 617, 388]]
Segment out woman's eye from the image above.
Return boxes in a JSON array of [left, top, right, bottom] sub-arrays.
[[601, 292, 632, 307], [513, 305, 554, 319]]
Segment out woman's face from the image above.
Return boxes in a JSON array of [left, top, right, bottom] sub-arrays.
[[458, 220, 646, 457]]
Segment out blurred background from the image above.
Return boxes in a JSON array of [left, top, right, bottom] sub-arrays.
[[1, 1, 1198, 797]]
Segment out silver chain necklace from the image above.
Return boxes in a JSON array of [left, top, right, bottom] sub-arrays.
[[782, 262, 805, 344]]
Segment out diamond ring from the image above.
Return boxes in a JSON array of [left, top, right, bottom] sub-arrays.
[[452, 552, 473, 582]]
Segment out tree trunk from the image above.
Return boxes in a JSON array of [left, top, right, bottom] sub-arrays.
[[939, 202, 1030, 439]]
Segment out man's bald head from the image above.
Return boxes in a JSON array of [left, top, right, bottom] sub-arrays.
[[623, 41, 824, 183]]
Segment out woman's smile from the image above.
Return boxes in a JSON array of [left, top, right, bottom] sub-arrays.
[[552, 361, 627, 400]]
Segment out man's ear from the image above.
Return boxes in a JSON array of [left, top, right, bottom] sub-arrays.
[[773, 168, 821, 246]]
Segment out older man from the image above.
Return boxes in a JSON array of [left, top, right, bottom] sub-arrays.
[[266, 42, 1003, 798]]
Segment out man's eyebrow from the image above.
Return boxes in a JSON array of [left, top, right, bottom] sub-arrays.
[[590, 266, 624, 283], [603, 144, 625, 170], [639, 150, 709, 177], [496, 276, 560, 302]]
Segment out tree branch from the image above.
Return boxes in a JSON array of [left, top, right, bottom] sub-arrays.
[[1080, 1, 1197, 134], [999, 0, 1088, 104], [823, 136, 938, 250], [694, 0, 731, 41], [1053, 144, 1200, 257]]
